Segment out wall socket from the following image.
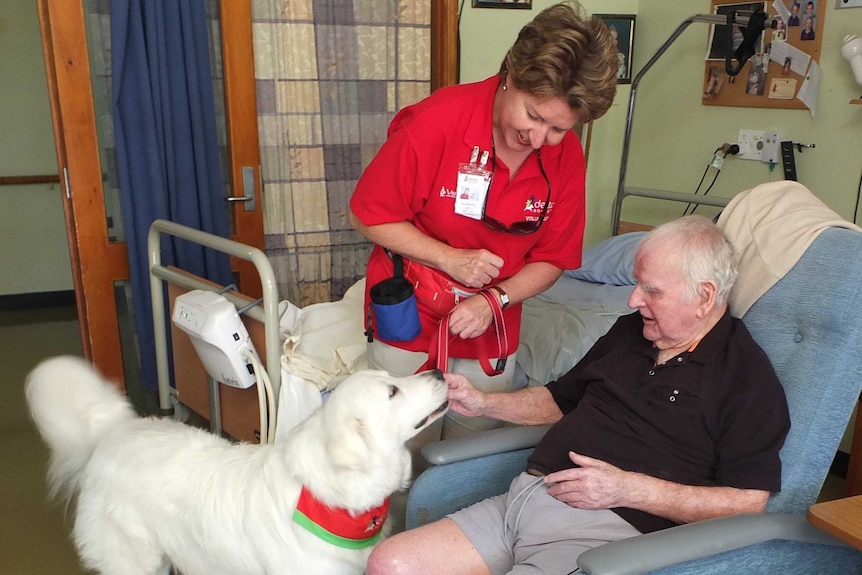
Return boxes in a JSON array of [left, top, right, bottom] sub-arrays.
[[737, 129, 783, 163]]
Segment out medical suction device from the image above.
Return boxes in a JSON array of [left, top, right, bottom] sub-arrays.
[[173, 290, 258, 389], [172, 289, 276, 443]]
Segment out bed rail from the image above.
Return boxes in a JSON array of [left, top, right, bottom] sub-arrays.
[[148, 219, 281, 417]]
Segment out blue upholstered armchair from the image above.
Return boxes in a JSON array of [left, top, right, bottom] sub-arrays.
[[404, 225, 862, 574]]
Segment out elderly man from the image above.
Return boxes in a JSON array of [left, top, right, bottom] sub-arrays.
[[367, 215, 791, 575]]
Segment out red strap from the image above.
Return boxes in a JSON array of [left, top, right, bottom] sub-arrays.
[[417, 289, 508, 377]]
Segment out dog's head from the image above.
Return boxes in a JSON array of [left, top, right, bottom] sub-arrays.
[[322, 368, 448, 458], [290, 369, 448, 511]]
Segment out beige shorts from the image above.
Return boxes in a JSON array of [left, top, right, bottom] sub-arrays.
[[450, 472, 641, 574]]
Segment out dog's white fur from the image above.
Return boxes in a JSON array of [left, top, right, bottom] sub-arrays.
[[26, 356, 448, 575]]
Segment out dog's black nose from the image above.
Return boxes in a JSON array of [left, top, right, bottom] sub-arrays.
[[431, 369, 444, 381]]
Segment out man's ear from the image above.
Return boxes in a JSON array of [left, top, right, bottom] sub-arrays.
[[326, 417, 371, 471], [696, 280, 718, 317]]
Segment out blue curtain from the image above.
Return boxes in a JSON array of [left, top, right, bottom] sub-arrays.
[[112, 0, 231, 391]]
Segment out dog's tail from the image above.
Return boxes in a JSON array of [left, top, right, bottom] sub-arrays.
[[25, 355, 136, 501]]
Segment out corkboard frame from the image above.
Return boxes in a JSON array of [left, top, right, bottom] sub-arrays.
[[702, 0, 823, 109]]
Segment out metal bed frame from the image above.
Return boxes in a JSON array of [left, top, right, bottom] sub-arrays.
[[611, 11, 770, 234], [148, 219, 282, 427]]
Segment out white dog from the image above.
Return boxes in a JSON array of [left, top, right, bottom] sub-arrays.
[[26, 356, 448, 575]]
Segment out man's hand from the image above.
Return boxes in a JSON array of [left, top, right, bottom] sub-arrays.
[[544, 452, 630, 510], [444, 373, 487, 418], [444, 249, 503, 289], [543, 451, 771, 524]]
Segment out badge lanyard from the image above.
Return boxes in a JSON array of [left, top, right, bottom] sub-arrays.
[[454, 145, 492, 220]]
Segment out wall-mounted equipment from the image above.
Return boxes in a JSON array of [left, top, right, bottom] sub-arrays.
[[737, 130, 783, 163]]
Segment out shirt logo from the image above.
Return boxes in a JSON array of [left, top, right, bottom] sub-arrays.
[[440, 186, 456, 198], [524, 197, 553, 213]]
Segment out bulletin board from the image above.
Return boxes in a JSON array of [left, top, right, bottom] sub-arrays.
[[702, 0, 824, 109]]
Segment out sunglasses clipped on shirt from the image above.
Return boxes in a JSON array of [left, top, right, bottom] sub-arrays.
[[482, 149, 552, 235]]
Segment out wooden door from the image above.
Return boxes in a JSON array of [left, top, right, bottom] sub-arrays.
[[37, 0, 264, 389]]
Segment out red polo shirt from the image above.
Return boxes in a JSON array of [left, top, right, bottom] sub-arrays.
[[350, 76, 586, 358]]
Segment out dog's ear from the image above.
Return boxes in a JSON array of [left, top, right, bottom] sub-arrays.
[[326, 417, 372, 471]]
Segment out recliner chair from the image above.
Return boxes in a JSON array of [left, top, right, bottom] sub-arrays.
[[405, 224, 862, 574]]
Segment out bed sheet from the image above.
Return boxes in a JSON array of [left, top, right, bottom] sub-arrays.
[[275, 275, 635, 434], [516, 276, 634, 387]]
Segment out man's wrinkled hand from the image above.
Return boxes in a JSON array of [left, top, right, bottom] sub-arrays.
[[544, 451, 631, 510]]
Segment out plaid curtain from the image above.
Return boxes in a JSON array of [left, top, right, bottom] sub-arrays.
[[252, 0, 431, 305]]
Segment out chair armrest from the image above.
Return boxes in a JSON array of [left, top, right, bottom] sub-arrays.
[[420, 424, 551, 465], [577, 512, 847, 575]]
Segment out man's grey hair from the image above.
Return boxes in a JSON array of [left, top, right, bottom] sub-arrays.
[[635, 215, 738, 305]]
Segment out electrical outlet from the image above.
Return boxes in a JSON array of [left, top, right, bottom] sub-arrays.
[[760, 132, 783, 164], [738, 129, 766, 161], [837, 0, 862, 8]]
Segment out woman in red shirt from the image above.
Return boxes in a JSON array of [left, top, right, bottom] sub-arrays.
[[349, 2, 619, 439]]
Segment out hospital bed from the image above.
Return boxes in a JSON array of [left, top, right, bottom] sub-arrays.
[[148, 216, 644, 443], [148, 220, 639, 442]]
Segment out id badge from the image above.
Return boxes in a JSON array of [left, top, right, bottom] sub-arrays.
[[454, 149, 492, 220]]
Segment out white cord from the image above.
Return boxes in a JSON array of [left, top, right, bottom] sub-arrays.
[[241, 348, 277, 444], [502, 475, 545, 538]]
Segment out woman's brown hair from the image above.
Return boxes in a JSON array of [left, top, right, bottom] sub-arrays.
[[500, 1, 619, 123]]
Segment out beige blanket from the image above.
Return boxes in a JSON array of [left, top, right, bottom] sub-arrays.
[[717, 181, 862, 317]]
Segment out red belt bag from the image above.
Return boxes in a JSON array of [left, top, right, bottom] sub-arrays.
[[404, 259, 482, 316], [418, 289, 509, 377]]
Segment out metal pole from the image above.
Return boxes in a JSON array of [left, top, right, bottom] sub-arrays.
[[612, 13, 767, 235]]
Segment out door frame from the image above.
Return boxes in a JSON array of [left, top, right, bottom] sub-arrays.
[[432, 0, 460, 91], [37, 0, 265, 388], [38, 0, 126, 380]]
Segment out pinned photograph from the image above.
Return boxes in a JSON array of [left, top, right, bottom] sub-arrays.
[[800, 15, 815, 41], [704, 66, 727, 99], [772, 16, 786, 41], [746, 54, 767, 95], [788, 1, 801, 26]]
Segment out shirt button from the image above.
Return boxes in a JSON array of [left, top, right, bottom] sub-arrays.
[[676, 357, 683, 363], [669, 396, 676, 402], [649, 370, 655, 376]]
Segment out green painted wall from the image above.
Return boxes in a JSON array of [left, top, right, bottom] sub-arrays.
[[460, 0, 862, 249], [0, 1, 71, 296]]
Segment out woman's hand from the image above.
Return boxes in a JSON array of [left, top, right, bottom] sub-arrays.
[[447, 295, 494, 339], [444, 249, 504, 288]]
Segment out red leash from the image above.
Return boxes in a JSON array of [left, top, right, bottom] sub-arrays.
[[419, 289, 508, 376]]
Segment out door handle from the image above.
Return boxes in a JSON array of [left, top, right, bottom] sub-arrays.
[[225, 166, 257, 211]]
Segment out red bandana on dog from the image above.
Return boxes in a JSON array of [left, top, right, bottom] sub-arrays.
[[292, 486, 389, 549]]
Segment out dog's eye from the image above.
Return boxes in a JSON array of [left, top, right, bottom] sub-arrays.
[[388, 385, 399, 398]]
